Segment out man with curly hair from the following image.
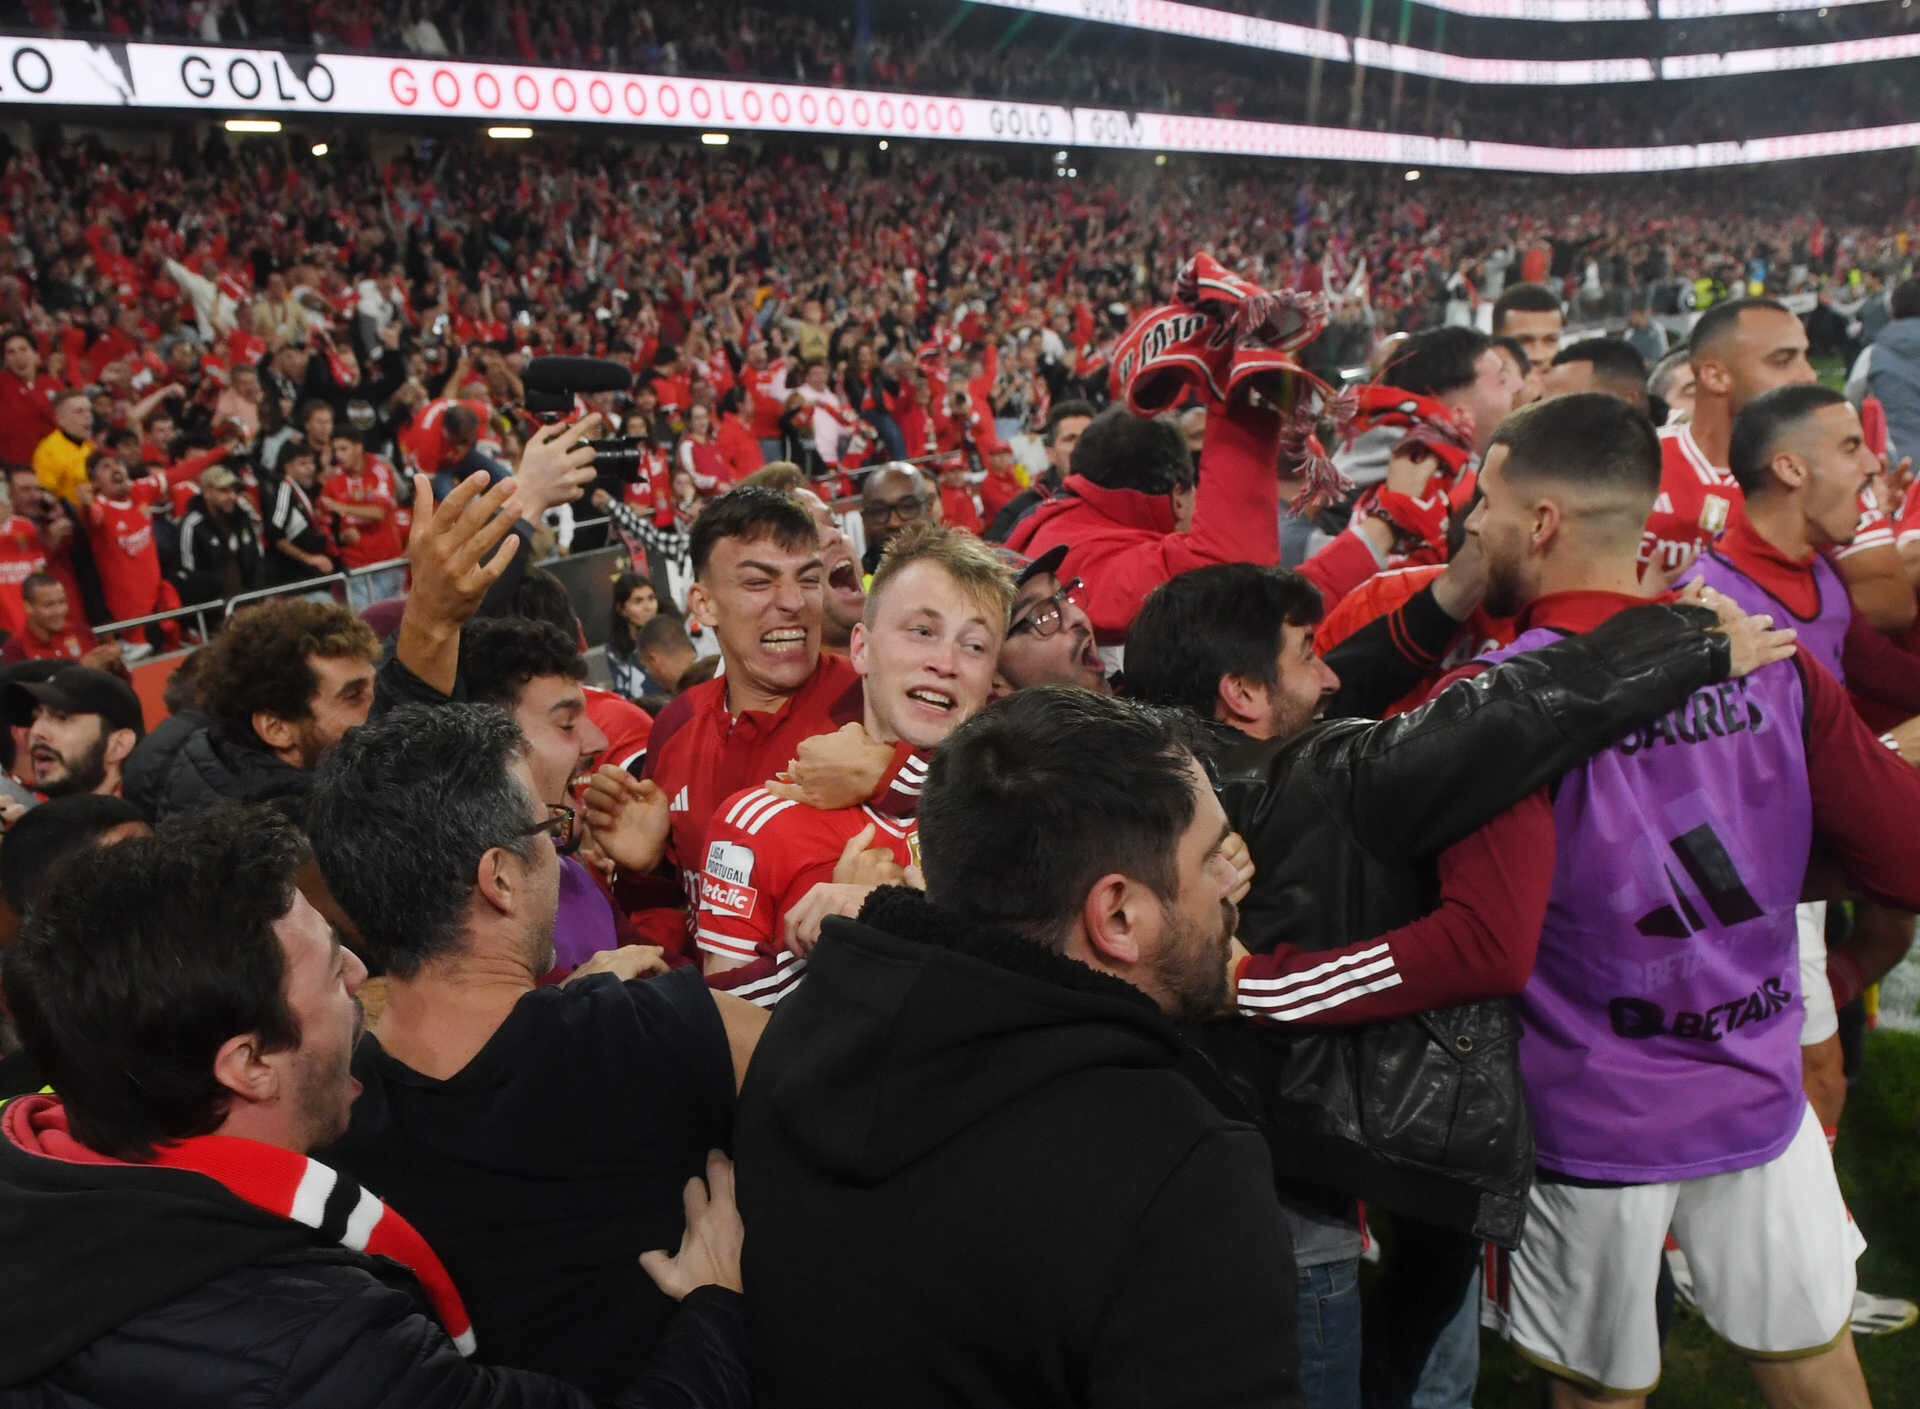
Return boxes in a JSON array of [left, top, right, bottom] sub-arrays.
[[138, 598, 379, 822]]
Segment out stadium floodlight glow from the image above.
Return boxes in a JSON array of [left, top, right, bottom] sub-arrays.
[[224, 118, 281, 133], [1155, 153, 1168, 166], [1405, 169, 1422, 181], [311, 142, 328, 156], [878, 139, 889, 150], [487, 126, 534, 140], [700, 132, 730, 146]]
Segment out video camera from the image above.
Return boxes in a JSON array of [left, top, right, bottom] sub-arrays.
[[522, 356, 647, 476]]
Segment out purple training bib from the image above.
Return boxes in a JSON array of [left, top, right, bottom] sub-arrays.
[[1482, 626, 1813, 1182]]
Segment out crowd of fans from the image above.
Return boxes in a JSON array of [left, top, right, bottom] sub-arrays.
[[5, 95, 1920, 1407], [10, 0, 1920, 142], [0, 124, 1913, 656]]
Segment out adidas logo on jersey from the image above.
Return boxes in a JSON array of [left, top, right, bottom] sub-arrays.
[[670, 786, 689, 813]]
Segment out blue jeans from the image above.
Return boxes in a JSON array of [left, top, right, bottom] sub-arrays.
[[1409, 1263, 1479, 1409], [346, 565, 408, 614], [1296, 1259, 1363, 1409]]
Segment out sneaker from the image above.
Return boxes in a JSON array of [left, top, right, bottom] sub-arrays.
[[1850, 1290, 1919, 1337]]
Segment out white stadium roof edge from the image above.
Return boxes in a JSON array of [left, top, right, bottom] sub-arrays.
[[964, 0, 1920, 83], [6, 37, 1917, 176]]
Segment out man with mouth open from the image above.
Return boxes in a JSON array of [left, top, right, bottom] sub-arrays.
[[679, 524, 1011, 1007], [632, 488, 921, 960]]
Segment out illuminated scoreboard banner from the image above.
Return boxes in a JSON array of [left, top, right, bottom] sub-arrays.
[[4, 38, 1919, 176], [0, 38, 1074, 144]]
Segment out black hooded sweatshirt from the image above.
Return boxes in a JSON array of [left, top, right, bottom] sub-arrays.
[[735, 887, 1303, 1409]]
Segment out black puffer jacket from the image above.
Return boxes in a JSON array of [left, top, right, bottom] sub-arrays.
[[151, 725, 310, 824], [0, 1096, 748, 1408], [1190, 601, 1734, 1249]]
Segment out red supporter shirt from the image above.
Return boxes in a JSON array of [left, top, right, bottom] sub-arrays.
[[641, 653, 914, 915], [0, 620, 96, 664], [1828, 488, 1896, 565], [1312, 563, 1516, 716], [84, 480, 164, 621], [322, 459, 404, 568], [0, 371, 59, 467], [1640, 424, 1741, 580], [694, 789, 918, 1007], [0, 514, 47, 638]]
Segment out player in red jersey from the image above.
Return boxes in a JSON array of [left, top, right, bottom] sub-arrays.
[[596, 488, 915, 958], [75, 450, 180, 634], [322, 430, 406, 611], [0, 495, 49, 639], [1640, 299, 1816, 581], [690, 524, 1010, 1007]]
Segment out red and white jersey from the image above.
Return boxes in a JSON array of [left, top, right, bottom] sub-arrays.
[[0, 514, 46, 638], [322, 458, 404, 568], [85, 480, 163, 621], [694, 787, 919, 1008], [1640, 423, 1741, 580], [1828, 488, 1897, 563]]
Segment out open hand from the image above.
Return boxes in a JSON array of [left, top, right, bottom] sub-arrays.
[[831, 822, 906, 887], [639, 1152, 743, 1298], [563, 944, 670, 985], [582, 767, 672, 873]]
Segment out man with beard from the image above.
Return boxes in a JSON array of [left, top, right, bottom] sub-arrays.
[[0, 803, 748, 1408], [1123, 556, 1792, 1409], [148, 599, 378, 821], [735, 687, 1302, 1408], [663, 524, 1009, 1007], [993, 544, 1110, 694], [856, 463, 938, 576], [1458, 393, 1920, 1408], [2, 666, 144, 800], [1642, 298, 1818, 582]]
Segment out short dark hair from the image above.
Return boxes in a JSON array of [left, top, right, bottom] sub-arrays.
[[1070, 407, 1194, 496], [1491, 336, 1531, 376], [442, 404, 481, 444], [1043, 399, 1097, 444], [608, 571, 658, 658], [2, 805, 308, 1159], [1123, 565, 1324, 721], [1, 327, 33, 354], [308, 704, 536, 979], [508, 567, 580, 639], [635, 613, 693, 656], [1688, 296, 1791, 363], [1553, 338, 1648, 381], [199, 600, 378, 744], [1491, 392, 1661, 503], [1491, 283, 1563, 332], [1891, 278, 1920, 322], [917, 688, 1201, 948], [688, 485, 818, 578], [1728, 384, 1848, 498], [1382, 326, 1492, 399], [298, 398, 333, 428], [0, 793, 145, 917], [461, 616, 585, 711], [20, 572, 59, 605]]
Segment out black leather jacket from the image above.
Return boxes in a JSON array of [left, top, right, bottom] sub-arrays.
[[1188, 602, 1733, 1249]]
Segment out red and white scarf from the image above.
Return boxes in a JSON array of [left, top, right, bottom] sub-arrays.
[[8, 1096, 476, 1355]]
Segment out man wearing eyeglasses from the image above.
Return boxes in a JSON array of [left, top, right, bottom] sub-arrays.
[[858, 463, 938, 575], [310, 704, 765, 1402], [995, 544, 1111, 694]]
